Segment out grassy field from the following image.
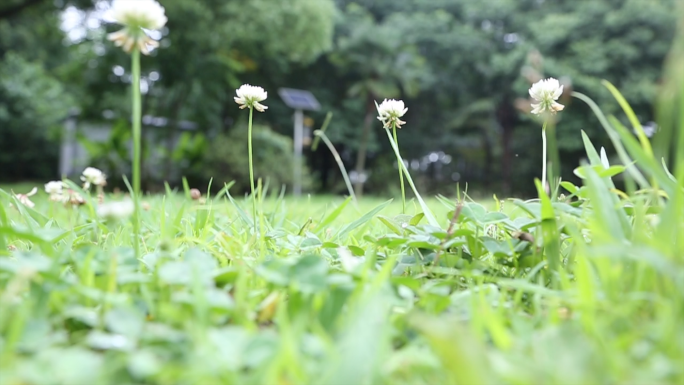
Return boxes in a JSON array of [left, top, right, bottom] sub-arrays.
[[1, 66, 684, 385], [1, 153, 683, 385]]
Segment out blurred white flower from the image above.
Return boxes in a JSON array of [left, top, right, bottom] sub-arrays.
[[81, 167, 107, 191], [97, 200, 134, 220], [13, 187, 37, 209], [107, 0, 167, 55], [65, 189, 86, 207], [600, 147, 610, 169], [337, 247, 365, 273], [44, 181, 64, 201], [376, 99, 408, 129], [529, 78, 565, 115], [234, 85, 268, 112]]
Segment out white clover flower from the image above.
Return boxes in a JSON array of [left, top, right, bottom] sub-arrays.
[[529, 78, 565, 115], [376, 99, 408, 129], [13, 187, 37, 209], [44, 181, 64, 202], [81, 167, 107, 191], [107, 0, 167, 55], [97, 200, 135, 220], [65, 189, 86, 207], [234, 85, 268, 112]]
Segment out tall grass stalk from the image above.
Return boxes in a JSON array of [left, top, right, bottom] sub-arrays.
[[248, 106, 257, 225], [314, 130, 357, 205], [384, 128, 438, 226], [131, 48, 142, 259], [541, 120, 548, 192], [392, 124, 406, 213]]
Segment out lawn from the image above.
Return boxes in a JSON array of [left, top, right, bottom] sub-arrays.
[[1, 151, 682, 385]]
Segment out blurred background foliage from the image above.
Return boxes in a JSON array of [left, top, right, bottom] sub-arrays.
[[0, 0, 677, 196]]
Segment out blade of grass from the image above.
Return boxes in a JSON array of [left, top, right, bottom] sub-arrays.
[[384, 128, 439, 227], [535, 179, 561, 276], [336, 199, 392, 240], [314, 196, 352, 233], [572, 91, 649, 190], [311, 111, 333, 152], [602, 80, 654, 157]]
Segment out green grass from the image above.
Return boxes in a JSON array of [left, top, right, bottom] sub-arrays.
[[1, 81, 683, 385], [0, 164, 682, 384]]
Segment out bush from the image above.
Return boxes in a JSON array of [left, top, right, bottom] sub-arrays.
[[0, 52, 74, 181], [200, 125, 311, 194]]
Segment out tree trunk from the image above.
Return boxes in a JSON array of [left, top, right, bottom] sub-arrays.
[[353, 96, 375, 197]]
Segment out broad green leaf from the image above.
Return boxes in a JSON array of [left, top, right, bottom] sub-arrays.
[[377, 215, 402, 235], [574, 164, 626, 179], [409, 213, 425, 226], [560, 181, 579, 195], [290, 254, 328, 294], [482, 212, 508, 224]]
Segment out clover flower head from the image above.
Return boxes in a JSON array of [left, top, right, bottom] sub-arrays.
[[65, 189, 86, 207], [45, 181, 65, 202], [234, 85, 268, 112], [376, 99, 408, 129], [13, 187, 37, 209], [107, 0, 167, 55], [529, 78, 565, 115], [44, 181, 63, 195], [97, 200, 135, 220], [81, 167, 107, 191]]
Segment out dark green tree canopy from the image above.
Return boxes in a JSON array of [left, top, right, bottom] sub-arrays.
[[0, 0, 677, 195]]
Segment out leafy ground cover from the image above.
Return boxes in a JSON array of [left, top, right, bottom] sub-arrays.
[[1, 128, 683, 385]]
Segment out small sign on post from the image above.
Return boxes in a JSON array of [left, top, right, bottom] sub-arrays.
[[277, 88, 320, 196]]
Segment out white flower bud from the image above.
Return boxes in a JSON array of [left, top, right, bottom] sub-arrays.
[[529, 78, 565, 115], [376, 99, 408, 129], [107, 0, 167, 55], [81, 167, 107, 191], [234, 85, 268, 112]]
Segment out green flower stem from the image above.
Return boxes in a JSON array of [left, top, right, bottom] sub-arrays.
[[248, 106, 257, 226], [384, 128, 439, 227], [393, 124, 406, 214], [314, 130, 357, 205], [541, 120, 548, 193], [131, 48, 142, 259]]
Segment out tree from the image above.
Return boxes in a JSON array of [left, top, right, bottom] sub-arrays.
[[0, 0, 677, 196], [1, 0, 335, 184], [329, 3, 430, 196]]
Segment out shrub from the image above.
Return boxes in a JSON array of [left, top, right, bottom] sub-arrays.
[[200, 124, 311, 194]]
